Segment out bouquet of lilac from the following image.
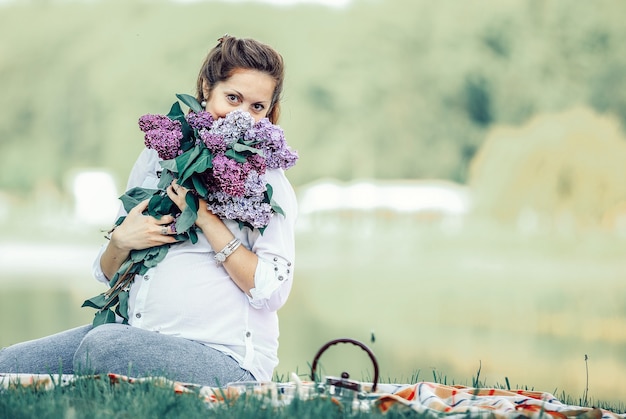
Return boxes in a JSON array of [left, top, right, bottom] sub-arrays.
[[82, 94, 298, 326]]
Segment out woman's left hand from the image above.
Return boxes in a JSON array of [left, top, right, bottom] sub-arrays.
[[165, 179, 189, 211], [166, 179, 219, 226]]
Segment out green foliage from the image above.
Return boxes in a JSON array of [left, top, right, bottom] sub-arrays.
[[468, 107, 626, 228], [1, 373, 623, 418], [1, 0, 626, 197], [0, 375, 414, 419]]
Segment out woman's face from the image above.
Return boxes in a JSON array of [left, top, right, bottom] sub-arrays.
[[203, 68, 276, 123]]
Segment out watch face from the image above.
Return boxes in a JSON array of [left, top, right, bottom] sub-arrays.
[[215, 252, 226, 262]]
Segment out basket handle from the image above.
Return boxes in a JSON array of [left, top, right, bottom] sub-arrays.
[[310, 338, 379, 392]]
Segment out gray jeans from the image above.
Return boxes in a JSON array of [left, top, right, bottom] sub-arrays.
[[0, 324, 254, 387]]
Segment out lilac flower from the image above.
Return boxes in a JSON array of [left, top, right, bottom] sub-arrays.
[[211, 154, 247, 197], [244, 170, 267, 196], [199, 129, 227, 153], [206, 193, 273, 229], [139, 114, 180, 133], [245, 154, 267, 175], [139, 102, 298, 232], [186, 111, 214, 131], [138, 115, 183, 160], [210, 110, 255, 146], [246, 118, 299, 170], [246, 118, 284, 149], [265, 146, 299, 171]]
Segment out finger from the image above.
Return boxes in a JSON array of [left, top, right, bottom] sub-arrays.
[[173, 182, 187, 196], [156, 215, 176, 225], [130, 199, 150, 214], [158, 223, 177, 236]]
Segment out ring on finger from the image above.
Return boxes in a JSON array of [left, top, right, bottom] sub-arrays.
[[160, 226, 168, 235]]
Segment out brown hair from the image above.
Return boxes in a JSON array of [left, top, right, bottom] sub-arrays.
[[196, 35, 285, 124]]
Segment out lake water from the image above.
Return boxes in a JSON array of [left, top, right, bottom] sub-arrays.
[[1, 218, 625, 404]]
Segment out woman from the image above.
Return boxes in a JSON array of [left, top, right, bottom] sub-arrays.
[[0, 35, 297, 386]]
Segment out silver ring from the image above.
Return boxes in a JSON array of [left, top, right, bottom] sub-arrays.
[[160, 226, 168, 235]]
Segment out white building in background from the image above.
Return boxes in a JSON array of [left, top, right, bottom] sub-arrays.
[[71, 170, 120, 226], [296, 178, 472, 233]]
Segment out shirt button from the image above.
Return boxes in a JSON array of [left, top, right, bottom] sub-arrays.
[[246, 331, 251, 337], [278, 275, 284, 281], [144, 275, 150, 281], [136, 313, 142, 319]]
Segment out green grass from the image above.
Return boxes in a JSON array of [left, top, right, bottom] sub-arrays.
[[0, 374, 400, 419], [1, 373, 624, 419]]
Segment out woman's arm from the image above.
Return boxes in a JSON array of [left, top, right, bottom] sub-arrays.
[[165, 169, 297, 304], [100, 199, 179, 279], [97, 149, 179, 280]]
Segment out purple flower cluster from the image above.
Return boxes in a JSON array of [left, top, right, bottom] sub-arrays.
[[246, 118, 299, 170], [210, 110, 255, 146], [138, 105, 298, 230], [138, 114, 183, 160], [185, 110, 214, 131], [207, 191, 273, 229]]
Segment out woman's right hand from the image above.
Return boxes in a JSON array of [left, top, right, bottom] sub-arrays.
[[110, 199, 179, 252], [100, 199, 179, 279]]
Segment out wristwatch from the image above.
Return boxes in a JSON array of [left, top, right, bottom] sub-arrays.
[[214, 238, 242, 264]]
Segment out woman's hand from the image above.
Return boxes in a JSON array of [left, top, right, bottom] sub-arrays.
[[110, 199, 179, 252], [101, 198, 179, 279], [166, 179, 220, 228]]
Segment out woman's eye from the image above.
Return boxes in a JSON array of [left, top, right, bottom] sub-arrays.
[[226, 94, 239, 103], [252, 104, 265, 112]]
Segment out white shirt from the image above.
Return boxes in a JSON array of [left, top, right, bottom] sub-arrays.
[[92, 148, 297, 382]]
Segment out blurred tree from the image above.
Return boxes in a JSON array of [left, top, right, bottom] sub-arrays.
[[468, 107, 626, 232], [0, 0, 625, 199]]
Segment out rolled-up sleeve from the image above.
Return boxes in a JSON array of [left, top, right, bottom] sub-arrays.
[[92, 244, 110, 284], [245, 169, 298, 311]]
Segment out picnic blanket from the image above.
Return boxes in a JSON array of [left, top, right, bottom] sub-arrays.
[[1, 373, 623, 418]]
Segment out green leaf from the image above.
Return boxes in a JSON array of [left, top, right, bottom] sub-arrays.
[[188, 227, 198, 244], [160, 159, 178, 173], [117, 291, 129, 321], [144, 245, 169, 268], [157, 169, 175, 190], [147, 193, 175, 218], [186, 148, 213, 175], [120, 187, 158, 213], [224, 148, 248, 163], [93, 309, 117, 327], [178, 147, 213, 184], [232, 142, 264, 156], [265, 183, 274, 201], [81, 293, 109, 310], [166, 101, 194, 151], [176, 147, 201, 182], [176, 93, 204, 114], [191, 175, 208, 198], [175, 195, 199, 233], [166, 101, 185, 121], [266, 184, 285, 217], [130, 248, 152, 263]]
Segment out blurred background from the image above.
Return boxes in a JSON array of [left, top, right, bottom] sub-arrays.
[[1, 0, 626, 405]]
